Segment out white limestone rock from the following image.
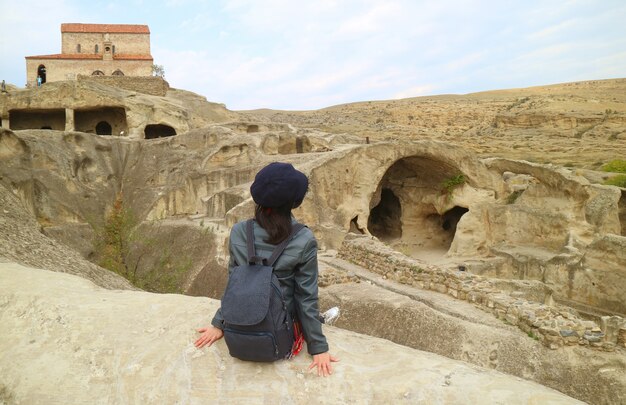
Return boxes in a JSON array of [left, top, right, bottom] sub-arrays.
[[0, 262, 582, 404]]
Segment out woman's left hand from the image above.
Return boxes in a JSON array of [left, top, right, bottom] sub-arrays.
[[194, 326, 224, 348]]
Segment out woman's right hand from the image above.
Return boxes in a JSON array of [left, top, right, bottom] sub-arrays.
[[309, 351, 340, 377], [194, 326, 224, 348]]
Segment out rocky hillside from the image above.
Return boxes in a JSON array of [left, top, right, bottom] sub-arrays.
[[243, 78, 626, 168], [0, 181, 134, 290]]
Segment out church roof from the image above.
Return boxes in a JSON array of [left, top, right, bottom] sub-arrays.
[[61, 23, 150, 34]]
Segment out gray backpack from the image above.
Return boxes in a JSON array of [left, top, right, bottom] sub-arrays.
[[221, 219, 305, 362]]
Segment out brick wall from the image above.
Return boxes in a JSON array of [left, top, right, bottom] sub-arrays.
[[62, 32, 150, 55]]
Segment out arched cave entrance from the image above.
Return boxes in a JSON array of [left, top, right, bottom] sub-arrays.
[[112, 69, 124, 76], [368, 156, 469, 259], [368, 188, 402, 241], [144, 124, 177, 139], [37, 65, 47, 84], [96, 121, 112, 135]]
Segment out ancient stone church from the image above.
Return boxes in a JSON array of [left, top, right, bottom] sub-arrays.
[[25, 23, 153, 87]]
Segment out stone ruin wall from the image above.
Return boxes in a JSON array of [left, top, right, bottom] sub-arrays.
[[338, 236, 626, 352], [77, 76, 169, 97]]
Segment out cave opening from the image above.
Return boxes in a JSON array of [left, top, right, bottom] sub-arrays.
[[95, 121, 112, 135], [442, 206, 469, 233], [367, 156, 470, 261], [368, 188, 402, 241], [145, 124, 177, 139], [75, 107, 127, 135], [9, 109, 65, 130], [441, 206, 469, 247]]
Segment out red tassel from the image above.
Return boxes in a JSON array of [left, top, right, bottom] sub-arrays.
[[289, 320, 305, 359]]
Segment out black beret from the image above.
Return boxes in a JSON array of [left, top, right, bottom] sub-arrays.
[[250, 162, 308, 208]]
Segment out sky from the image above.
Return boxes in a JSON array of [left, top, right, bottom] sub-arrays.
[[1, 0, 626, 110]]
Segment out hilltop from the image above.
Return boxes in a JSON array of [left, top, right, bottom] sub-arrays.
[[243, 78, 626, 168]]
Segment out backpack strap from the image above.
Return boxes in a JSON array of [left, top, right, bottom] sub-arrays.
[[245, 219, 262, 265], [245, 219, 305, 266], [266, 223, 305, 266]]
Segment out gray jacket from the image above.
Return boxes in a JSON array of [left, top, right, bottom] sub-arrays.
[[211, 219, 329, 355]]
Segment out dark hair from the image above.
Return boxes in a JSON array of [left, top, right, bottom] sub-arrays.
[[255, 204, 292, 244]]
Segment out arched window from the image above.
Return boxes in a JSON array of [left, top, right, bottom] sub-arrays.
[[95, 44, 99, 53], [77, 44, 81, 53], [91, 70, 104, 76], [112, 45, 116, 54], [37, 64, 47, 84], [112, 69, 124, 76]]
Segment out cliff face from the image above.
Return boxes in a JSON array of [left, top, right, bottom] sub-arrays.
[[0, 262, 583, 404]]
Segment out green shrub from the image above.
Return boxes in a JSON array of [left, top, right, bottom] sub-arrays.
[[603, 175, 626, 188], [93, 192, 191, 293], [442, 174, 466, 194], [602, 159, 626, 173]]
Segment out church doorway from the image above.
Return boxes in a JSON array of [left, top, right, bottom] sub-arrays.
[[37, 65, 47, 84]]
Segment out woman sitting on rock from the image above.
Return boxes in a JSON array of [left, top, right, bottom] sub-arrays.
[[195, 162, 338, 376]]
